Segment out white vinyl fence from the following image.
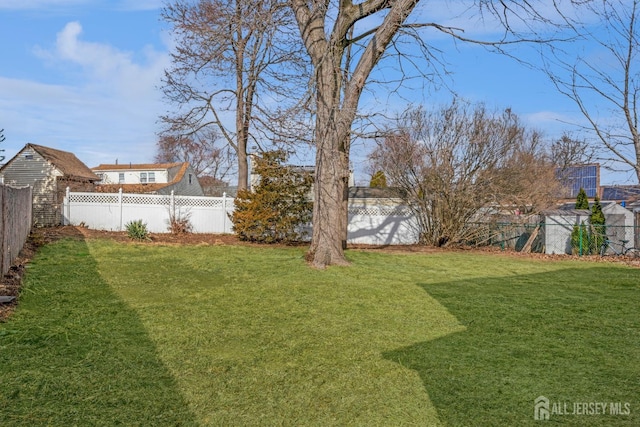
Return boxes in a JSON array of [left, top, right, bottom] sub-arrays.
[[63, 189, 420, 245], [347, 204, 418, 245], [63, 189, 234, 234]]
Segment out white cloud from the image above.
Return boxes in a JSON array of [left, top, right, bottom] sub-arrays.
[[35, 22, 169, 99], [1, 21, 170, 166]]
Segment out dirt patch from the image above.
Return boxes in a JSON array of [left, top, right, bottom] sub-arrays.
[[2, 226, 638, 322]]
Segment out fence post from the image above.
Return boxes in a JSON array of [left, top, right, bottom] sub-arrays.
[[222, 192, 227, 233], [170, 190, 175, 221], [0, 185, 5, 276], [118, 188, 123, 231], [64, 187, 70, 225]]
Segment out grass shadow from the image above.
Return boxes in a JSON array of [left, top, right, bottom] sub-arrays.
[[0, 237, 198, 426], [384, 266, 640, 426]]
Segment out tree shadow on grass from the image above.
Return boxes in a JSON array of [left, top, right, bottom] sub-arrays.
[[384, 266, 640, 427], [0, 237, 198, 426]]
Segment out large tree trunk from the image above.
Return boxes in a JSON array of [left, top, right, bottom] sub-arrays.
[[308, 60, 351, 268], [237, 149, 248, 191], [308, 127, 351, 267], [291, 0, 421, 268]]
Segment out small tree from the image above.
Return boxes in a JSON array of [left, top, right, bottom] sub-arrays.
[[571, 222, 589, 255], [575, 188, 589, 210], [369, 171, 387, 188], [590, 196, 606, 254], [571, 188, 594, 255], [231, 150, 312, 243]]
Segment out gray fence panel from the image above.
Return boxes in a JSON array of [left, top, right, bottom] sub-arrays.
[[1, 184, 33, 275]]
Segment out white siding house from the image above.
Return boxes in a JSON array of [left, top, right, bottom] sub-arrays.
[[92, 162, 204, 196]]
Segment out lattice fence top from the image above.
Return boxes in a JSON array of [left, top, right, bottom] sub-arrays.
[[122, 194, 172, 205], [348, 206, 412, 216], [68, 192, 232, 208], [175, 197, 228, 208], [68, 191, 410, 215], [69, 193, 119, 204]]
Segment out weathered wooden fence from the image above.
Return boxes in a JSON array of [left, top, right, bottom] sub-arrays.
[[63, 190, 420, 245], [1, 183, 33, 276]]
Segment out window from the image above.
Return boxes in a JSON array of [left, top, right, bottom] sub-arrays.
[[118, 173, 125, 184], [140, 172, 147, 183], [189, 173, 193, 184], [148, 172, 155, 183]]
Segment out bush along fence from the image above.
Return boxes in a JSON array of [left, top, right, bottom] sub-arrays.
[[63, 188, 638, 252], [1, 183, 33, 276]]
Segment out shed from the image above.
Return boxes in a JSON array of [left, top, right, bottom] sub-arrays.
[[556, 201, 636, 253], [0, 144, 99, 226], [542, 209, 591, 255], [600, 202, 636, 251]]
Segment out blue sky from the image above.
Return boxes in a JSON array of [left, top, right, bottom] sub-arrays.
[[0, 0, 635, 185]]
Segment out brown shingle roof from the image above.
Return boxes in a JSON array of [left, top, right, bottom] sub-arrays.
[[348, 186, 403, 199], [92, 162, 184, 171], [92, 162, 190, 194], [95, 183, 170, 193], [29, 144, 99, 181]]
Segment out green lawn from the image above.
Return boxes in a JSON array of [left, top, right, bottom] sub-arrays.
[[0, 237, 638, 426]]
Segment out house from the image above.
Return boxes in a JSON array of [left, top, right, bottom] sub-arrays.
[[556, 163, 600, 199], [599, 185, 640, 206], [0, 143, 99, 226], [92, 162, 204, 196]]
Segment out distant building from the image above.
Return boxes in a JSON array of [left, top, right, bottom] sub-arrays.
[[599, 185, 640, 205], [248, 153, 354, 193], [92, 162, 204, 196], [0, 143, 99, 226], [557, 163, 600, 199]]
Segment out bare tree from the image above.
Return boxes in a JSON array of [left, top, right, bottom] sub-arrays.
[[288, 0, 567, 267], [550, 133, 596, 197], [155, 129, 233, 179], [368, 101, 560, 246], [161, 0, 308, 191], [544, 0, 640, 181], [551, 133, 594, 172]]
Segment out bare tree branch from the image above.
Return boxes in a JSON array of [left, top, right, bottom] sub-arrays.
[[161, 0, 309, 190], [369, 101, 561, 246], [543, 0, 640, 181]]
